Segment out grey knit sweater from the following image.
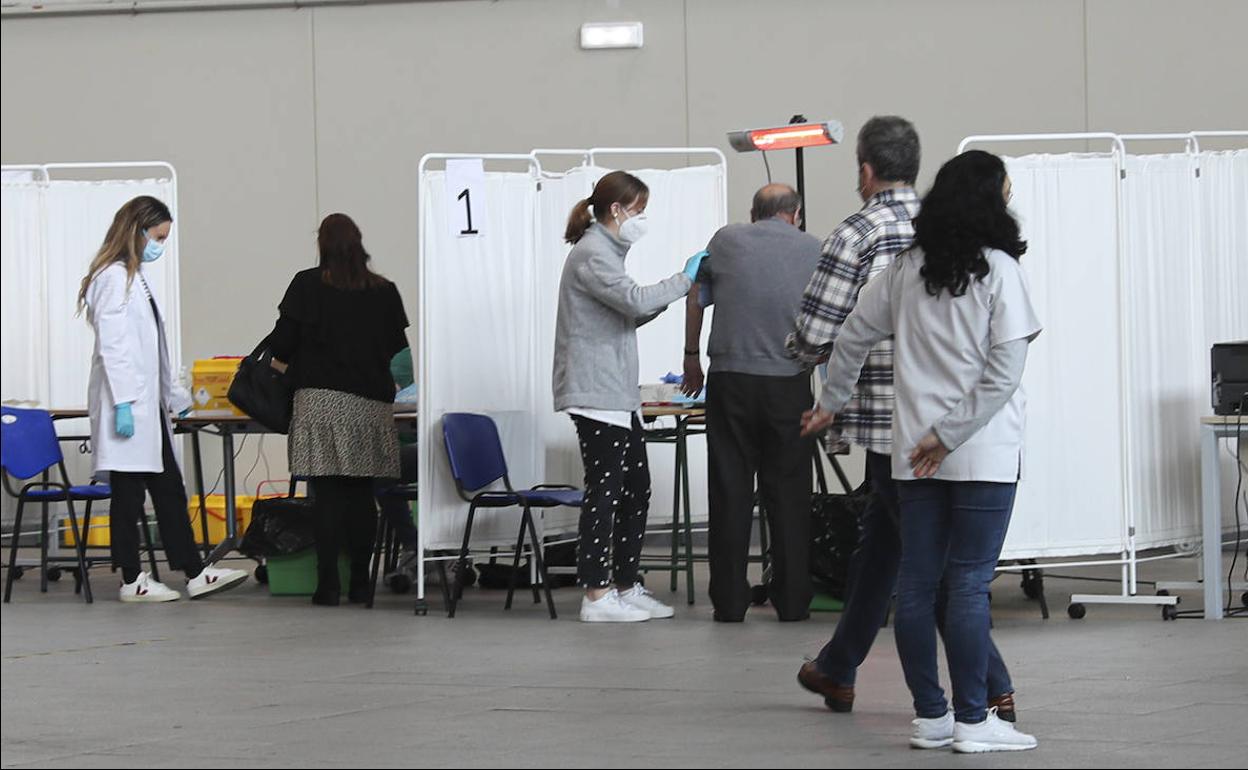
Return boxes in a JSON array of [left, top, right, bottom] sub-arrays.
[[552, 223, 692, 412]]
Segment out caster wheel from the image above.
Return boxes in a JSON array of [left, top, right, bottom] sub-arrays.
[[414, 599, 429, 617], [388, 574, 413, 594], [1067, 603, 1087, 620], [1156, 589, 1170, 597], [1162, 604, 1178, 621], [254, 565, 268, 584], [1022, 581, 1042, 600], [46, 567, 63, 582], [1241, 591, 1247, 608], [749, 584, 769, 606], [12, 566, 24, 580]]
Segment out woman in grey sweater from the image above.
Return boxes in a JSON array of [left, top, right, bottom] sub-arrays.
[[553, 170, 705, 623]]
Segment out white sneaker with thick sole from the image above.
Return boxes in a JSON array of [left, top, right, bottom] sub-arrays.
[[119, 572, 181, 603], [618, 583, 675, 619], [579, 589, 651, 623], [910, 711, 955, 749], [186, 566, 249, 599], [952, 708, 1038, 753]]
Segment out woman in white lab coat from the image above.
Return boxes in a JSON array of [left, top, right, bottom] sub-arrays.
[[78, 195, 247, 602]]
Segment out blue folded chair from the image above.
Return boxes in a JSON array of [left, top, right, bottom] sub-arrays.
[[441, 413, 583, 619], [1, 406, 100, 603]]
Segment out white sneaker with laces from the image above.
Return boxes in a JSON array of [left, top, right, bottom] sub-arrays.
[[579, 589, 651, 623], [119, 572, 181, 603], [952, 708, 1038, 753], [910, 711, 955, 749], [186, 566, 248, 599], [618, 583, 675, 619]]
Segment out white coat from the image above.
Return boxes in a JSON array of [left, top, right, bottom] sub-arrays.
[[85, 262, 192, 474]]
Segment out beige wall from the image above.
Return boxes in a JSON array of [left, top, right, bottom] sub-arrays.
[[3, 0, 1246, 483]]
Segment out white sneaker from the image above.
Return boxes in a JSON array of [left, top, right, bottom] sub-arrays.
[[119, 572, 181, 603], [579, 589, 651, 623], [618, 583, 675, 619], [952, 708, 1038, 753], [186, 566, 248, 599], [910, 711, 955, 749]]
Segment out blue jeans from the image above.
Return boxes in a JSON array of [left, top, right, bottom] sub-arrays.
[[815, 454, 1012, 702], [894, 479, 1016, 723]]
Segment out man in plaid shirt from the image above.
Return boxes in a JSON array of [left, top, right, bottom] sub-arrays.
[[793, 116, 1018, 721]]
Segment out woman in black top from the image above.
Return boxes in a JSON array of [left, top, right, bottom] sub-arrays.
[[270, 213, 410, 606]]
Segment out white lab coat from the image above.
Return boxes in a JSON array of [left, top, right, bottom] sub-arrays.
[[85, 262, 192, 474]]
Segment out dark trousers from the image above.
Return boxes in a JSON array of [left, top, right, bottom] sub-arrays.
[[572, 414, 651, 589], [375, 443, 419, 551], [816, 452, 1013, 700], [310, 476, 378, 591], [706, 371, 813, 621], [109, 424, 204, 583], [896, 480, 1017, 723]]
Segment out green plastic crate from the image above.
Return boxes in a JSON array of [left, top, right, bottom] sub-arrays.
[[266, 549, 352, 596], [810, 593, 845, 613]]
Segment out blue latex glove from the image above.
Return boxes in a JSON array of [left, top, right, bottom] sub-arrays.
[[683, 250, 709, 282], [115, 403, 135, 438]]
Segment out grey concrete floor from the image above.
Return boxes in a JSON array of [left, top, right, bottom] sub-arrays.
[[2, 549, 1246, 769]]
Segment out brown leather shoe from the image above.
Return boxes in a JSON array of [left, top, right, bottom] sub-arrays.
[[989, 691, 1017, 722], [797, 661, 855, 713]]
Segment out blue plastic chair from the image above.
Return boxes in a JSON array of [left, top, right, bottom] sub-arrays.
[[442, 413, 583, 618], [1, 406, 100, 603]]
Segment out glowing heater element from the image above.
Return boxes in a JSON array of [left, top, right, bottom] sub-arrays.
[[580, 22, 644, 50], [728, 121, 845, 152]]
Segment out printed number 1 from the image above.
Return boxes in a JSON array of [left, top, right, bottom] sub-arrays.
[[458, 188, 479, 235]]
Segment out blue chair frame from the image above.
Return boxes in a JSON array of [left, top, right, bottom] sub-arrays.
[[2, 407, 99, 603], [441, 413, 582, 619]]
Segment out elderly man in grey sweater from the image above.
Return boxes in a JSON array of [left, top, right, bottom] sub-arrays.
[[682, 184, 823, 622]]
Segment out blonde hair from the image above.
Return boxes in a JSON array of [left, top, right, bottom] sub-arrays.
[[77, 196, 172, 315]]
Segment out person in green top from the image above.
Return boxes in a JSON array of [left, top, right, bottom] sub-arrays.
[[375, 347, 419, 577]]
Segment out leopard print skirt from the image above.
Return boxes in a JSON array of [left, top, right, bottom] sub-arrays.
[[288, 388, 400, 478]]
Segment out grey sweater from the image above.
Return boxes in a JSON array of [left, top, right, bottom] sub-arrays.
[[553, 223, 692, 411], [703, 217, 823, 376]]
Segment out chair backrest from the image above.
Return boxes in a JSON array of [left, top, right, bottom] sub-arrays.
[[0, 406, 64, 480], [442, 413, 509, 494]]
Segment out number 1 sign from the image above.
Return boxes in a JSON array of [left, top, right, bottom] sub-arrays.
[[445, 158, 488, 238]]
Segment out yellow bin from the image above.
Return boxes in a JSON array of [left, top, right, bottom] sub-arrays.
[[62, 495, 262, 547], [61, 516, 113, 547], [192, 494, 262, 545], [191, 358, 245, 417]]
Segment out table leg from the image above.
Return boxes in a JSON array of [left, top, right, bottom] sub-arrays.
[[1200, 425, 1224, 620], [189, 429, 211, 559], [204, 429, 238, 565], [679, 417, 695, 605]]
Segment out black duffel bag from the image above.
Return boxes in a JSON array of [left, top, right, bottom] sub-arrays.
[[809, 482, 873, 600], [227, 334, 292, 434]]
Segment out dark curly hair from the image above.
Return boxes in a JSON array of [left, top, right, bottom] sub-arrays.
[[914, 150, 1026, 297]]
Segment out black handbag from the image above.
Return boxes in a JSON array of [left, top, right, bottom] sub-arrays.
[[227, 334, 293, 434]]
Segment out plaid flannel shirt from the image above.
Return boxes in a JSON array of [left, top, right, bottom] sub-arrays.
[[786, 187, 920, 455]]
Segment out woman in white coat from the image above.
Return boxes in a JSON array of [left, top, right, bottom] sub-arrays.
[[78, 196, 247, 602]]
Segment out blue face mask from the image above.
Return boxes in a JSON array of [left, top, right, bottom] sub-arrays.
[[142, 230, 165, 263]]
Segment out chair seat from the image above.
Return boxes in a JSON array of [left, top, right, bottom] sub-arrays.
[[23, 485, 111, 501], [516, 488, 584, 507]]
